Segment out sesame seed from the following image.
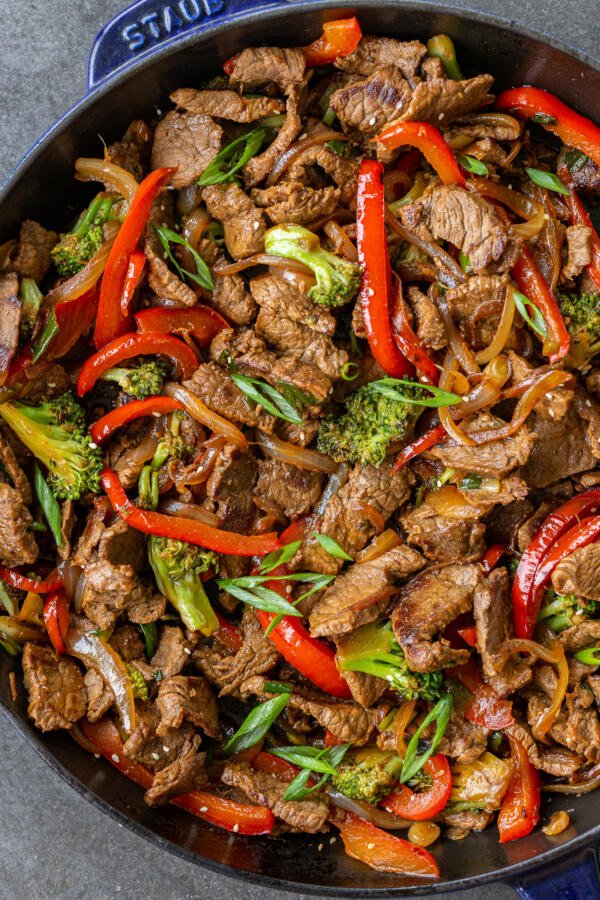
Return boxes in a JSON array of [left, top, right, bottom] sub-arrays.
[[151, 752, 160, 760], [438, 113, 444, 120], [318, 843, 324, 851], [111, 754, 120, 763], [586, 399, 592, 407], [329, 837, 336, 844], [367, 843, 376, 850], [163, 746, 170, 753], [368, 288, 375, 297], [156, 108, 162, 115], [369, 116, 377, 126], [89, 441, 98, 450], [548, 408, 555, 418], [253, 221, 260, 230], [200, 806, 208, 813], [233, 824, 240, 833], [94, 753, 101, 759], [184, 647, 192, 654]]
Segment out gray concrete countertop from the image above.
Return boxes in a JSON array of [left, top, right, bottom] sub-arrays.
[[0, 1, 599, 897]]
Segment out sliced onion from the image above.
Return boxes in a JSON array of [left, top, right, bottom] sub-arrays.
[[164, 383, 248, 450], [393, 699, 417, 755], [45, 226, 118, 305], [436, 294, 480, 377], [469, 370, 572, 444], [475, 287, 516, 365], [75, 157, 139, 201], [483, 355, 510, 389], [505, 634, 569, 741], [350, 500, 385, 532], [328, 790, 412, 829], [454, 377, 502, 420], [385, 207, 467, 287], [439, 355, 476, 446], [67, 629, 136, 734], [0, 615, 48, 643], [314, 463, 349, 517], [73, 573, 86, 615], [181, 207, 212, 272], [267, 131, 350, 187], [270, 265, 316, 293], [213, 253, 313, 277], [512, 209, 547, 240], [158, 499, 219, 526], [383, 170, 412, 201], [545, 764, 600, 794], [323, 221, 358, 262], [256, 431, 337, 473], [58, 562, 83, 602], [177, 183, 204, 217], [468, 176, 544, 221], [355, 529, 401, 564]]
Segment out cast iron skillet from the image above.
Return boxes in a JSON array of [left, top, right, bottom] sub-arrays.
[[1, 2, 600, 895]]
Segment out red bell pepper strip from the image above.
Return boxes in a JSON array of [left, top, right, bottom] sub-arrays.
[[391, 275, 437, 384], [325, 729, 346, 747], [301, 17, 362, 66], [90, 396, 184, 445], [134, 305, 229, 346], [253, 750, 299, 780], [511, 244, 570, 363], [77, 332, 198, 396], [214, 611, 243, 653], [34, 285, 99, 364], [279, 517, 309, 546], [449, 658, 513, 729], [356, 160, 413, 379], [0, 568, 62, 594], [531, 515, 600, 603], [120, 249, 146, 318], [79, 718, 275, 835], [497, 734, 540, 843], [496, 87, 600, 168], [557, 166, 600, 291], [337, 812, 439, 877], [456, 625, 477, 648], [375, 121, 466, 187], [382, 755, 452, 821], [393, 424, 446, 471], [43, 590, 70, 655], [94, 167, 174, 349], [481, 543, 506, 575], [101, 467, 280, 557], [512, 489, 600, 639]]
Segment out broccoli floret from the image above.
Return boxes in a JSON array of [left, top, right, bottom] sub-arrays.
[[332, 748, 403, 804], [100, 359, 169, 400], [264, 225, 361, 308], [558, 292, 600, 369], [537, 587, 600, 632], [51, 194, 116, 277], [126, 663, 149, 701], [337, 621, 446, 702], [148, 536, 219, 636], [0, 393, 102, 500], [317, 380, 424, 467]]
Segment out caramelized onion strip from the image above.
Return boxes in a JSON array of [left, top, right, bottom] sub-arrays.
[[75, 158, 139, 202], [267, 131, 350, 186], [256, 431, 338, 474], [164, 383, 248, 450], [475, 288, 516, 365]]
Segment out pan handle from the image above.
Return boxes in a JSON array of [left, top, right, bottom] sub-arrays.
[[511, 846, 600, 900], [87, 0, 286, 90]]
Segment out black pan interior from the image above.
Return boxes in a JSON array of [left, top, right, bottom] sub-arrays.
[[1, 3, 600, 893]]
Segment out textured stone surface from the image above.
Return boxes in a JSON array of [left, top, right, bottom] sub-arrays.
[[0, 1, 598, 897]]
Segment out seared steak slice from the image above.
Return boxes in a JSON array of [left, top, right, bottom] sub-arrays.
[[334, 35, 426, 78], [23, 643, 86, 732], [406, 285, 447, 351], [9, 220, 57, 282], [157, 675, 220, 738], [0, 482, 38, 566], [244, 83, 304, 188], [145, 749, 208, 806], [552, 543, 600, 600], [151, 111, 222, 189], [206, 442, 258, 535], [330, 67, 413, 135], [398, 73, 494, 126], [0, 428, 31, 503], [391, 564, 482, 672], [474, 568, 533, 696], [527, 681, 600, 763], [255, 458, 323, 521], [183, 362, 276, 432], [559, 621, 600, 653], [446, 275, 517, 349], [171, 88, 285, 122], [309, 545, 424, 637], [109, 625, 145, 662], [222, 761, 329, 832], [252, 181, 341, 226], [123, 701, 199, 771], [84, 668, 114, 723], [562, 224, 592, 282], [228, 46, 306, 92], [288, 143, 359, 206], [107, 119, 152, 180], [437, 711, 489, 763], [558, 146, 600, 195], [202, 182, 266, 259], [401, 503, 486, 564], [251, 273, 336, 335], [211, 256, 257, 325], [149, 626, 194, 679], [507, 720, 582, 777], [0, 274, 21, 382], [427, 412, 535, 479]]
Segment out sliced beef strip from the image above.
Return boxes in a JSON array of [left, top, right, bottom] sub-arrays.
[[156, 675, 220, 738], [294, 462, 413, 575], [222, 761, 329, 832], [22, 643, 87, 732], [211, 256, 257, 326], [558, 147, 600, 195], [528, 682, 600, 763], [145, 749, 208, 806], [522, 388, 600, 488], [445, 116, 522, 144], [288, 143, 359, 206], [8, 220, 57, 282], [406, 285, 447, 351], [330, 67, 413, 136], [334, 35, 426, 78], [474, 568, 533, 696], [0, 483, 38, 566], [517, 501, 556, 554], [183, 362, 276, 432], [507, 720, 582, 777], [562, 224, 592, 282], [171, 88, 285, 122], [149, 626, 193, 679], [400, 503, 486, 564], [244, 675, 387, 746], [251, 181, 341, 226], [427, 411, 535, 478], [57, 500, 76, 562], [144, 189, 197, 306], [400, 185, 516, 274], [0, 428, 32, 503], [437, 711, 489, 763], [107, 420, 161, 489], [228, 46, 306, 92], [206, 441, 258, 534], [445, 275, 519, 349], [107, 120, 152, 179], [309, 545, 424, 638], [244, 83, 304, 188], [193, 608, 279, 697], [391, 564, 483, 672], [110, 625, 145, 661], [84, 668, 114, 723], [251, 275, 348, 380], [552, 543, 600, 600], [396, 73, 494, 126], [255, 458, 323, 521], [441, 808, 493, 832], [202, 183, 266, 259], [210, 327, 332, 403], [151, 111, 222, 189], [0, 274, 21, 381], [335, 645, 388, 708], [559, 621, 600, 653]]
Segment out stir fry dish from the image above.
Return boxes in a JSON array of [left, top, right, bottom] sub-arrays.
[[3, 18, 600, 879]]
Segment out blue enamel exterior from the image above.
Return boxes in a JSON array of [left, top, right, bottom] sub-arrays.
[[1, 1, 600, 895]]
